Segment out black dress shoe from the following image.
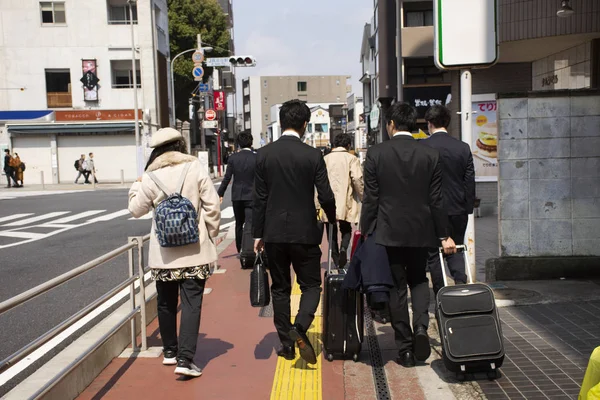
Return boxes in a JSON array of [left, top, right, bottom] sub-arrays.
[[289, 325, 317, 364], [277, 345, 295, 360], [413, 325, 431, 362], [396, 350, 416, 367]]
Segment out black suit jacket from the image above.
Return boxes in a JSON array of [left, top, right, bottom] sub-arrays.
[[360, 135, 450, 248], [253, 135, 336, 244], [422, 131, 476, 215], [217, 149, 257, 201]]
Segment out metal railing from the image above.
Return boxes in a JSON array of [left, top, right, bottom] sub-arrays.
[[0, 234, 152, 398]]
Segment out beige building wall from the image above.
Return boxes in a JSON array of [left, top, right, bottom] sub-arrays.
[[255, 75, 350, 140]]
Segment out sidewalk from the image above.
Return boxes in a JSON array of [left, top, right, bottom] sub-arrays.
[[74, 218, 599, 399]]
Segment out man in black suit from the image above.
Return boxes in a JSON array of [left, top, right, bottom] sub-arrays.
[[253, 100, 336, 365], [360, 102, 456, 368], [422, 105, 476, 295], [217, 131, 257, 253]]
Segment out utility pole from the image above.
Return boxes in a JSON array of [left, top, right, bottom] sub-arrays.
[[198, 33, 207, 151], [396, 0, 404, 102], [128, 0, 142, 176]]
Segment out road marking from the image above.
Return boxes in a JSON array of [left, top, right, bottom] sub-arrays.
[[50, 210, 106, 224], [220, 221, 235, 230], [2, 212, 70, 227], [221, 206, 234, 219], [0, 213, 34, 223], [87, 209, 130, 223], [0, 230, 45, 239], [0, 271, 153, 386]]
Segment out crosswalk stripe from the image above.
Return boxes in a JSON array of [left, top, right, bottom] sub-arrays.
[[221, 206, 234, 219], [0, 213, 34, 223], [50, 210, 106, 224], [220, 221, 235, 230], [2, 212, 70, 227], [87, 209, 131, 223], [0, 230, 45, 239]]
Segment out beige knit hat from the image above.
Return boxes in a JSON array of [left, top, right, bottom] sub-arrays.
[[149, 127, 183, 148]]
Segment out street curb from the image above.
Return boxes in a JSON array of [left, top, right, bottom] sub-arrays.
[[1, 228, 235, 400]]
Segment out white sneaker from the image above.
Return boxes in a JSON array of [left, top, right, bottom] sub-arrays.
[[163, 350, 177, 365], [174, 360, 202, 377]]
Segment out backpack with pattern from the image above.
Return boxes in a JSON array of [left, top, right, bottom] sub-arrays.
[[147, 163, 199, 248]]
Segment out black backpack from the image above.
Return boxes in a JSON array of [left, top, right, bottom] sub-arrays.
[[74, 159, 80, 170]]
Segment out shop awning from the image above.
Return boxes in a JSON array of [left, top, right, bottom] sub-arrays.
[[0, 110, 54, 122], [6, 122, 137, 135]]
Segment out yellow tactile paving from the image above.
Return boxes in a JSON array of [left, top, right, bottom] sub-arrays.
[[270, 277, 324, 400]]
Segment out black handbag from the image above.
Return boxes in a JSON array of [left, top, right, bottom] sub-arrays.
[[250, 252, 270, 307]]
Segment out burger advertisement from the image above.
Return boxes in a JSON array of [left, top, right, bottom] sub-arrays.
[[472, 100, 498, 181]]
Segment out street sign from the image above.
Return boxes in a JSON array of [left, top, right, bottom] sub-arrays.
[[192, 50, 205, 64], [198, 83, 209, 92], [205, 109, 217, 121], [369, 104, 380, 130], [192, 66, 204, 81], [202, 120, 218, 129], [214, 91, 225, 111], [433, 0, 498, 70], [206, 57, 232, 67]]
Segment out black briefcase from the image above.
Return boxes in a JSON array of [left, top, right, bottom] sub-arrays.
[[249, 252, 270, 307], [436, 245, 504, 380]]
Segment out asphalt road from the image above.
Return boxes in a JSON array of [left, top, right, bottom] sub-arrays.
[[0, 182, 233, 363]]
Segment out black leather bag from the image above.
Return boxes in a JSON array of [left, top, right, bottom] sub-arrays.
[[249, 252, 270, 307]]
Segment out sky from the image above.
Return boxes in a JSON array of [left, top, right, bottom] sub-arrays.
[[231, 0, 372, 100]]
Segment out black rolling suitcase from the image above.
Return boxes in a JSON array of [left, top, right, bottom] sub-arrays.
[[322, 225, 364, 362], [240, 222, 255, 269], [436, 245, 504, 380]]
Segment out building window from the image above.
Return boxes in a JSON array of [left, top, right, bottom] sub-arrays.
[[40, 2, 66, 24], [297, 81, 307, 92], [107, 1, 138, 24], [263, 80, 267, 88], [314, 123, 328, 133], [111, 60, 141, 88], [45, 69, 71, 108], [404, 57, 450, 85], [405, 10, 433, 27], [264, 97, 268, 104], [336, 79, 340, 86], [264, 114, 268, 121]]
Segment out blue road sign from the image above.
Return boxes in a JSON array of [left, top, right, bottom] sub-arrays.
[[192, 66, 204, 81], [198, 83, 209, 92]]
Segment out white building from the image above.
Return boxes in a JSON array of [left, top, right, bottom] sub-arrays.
[[266, 103, 341, 148], [346, 94, 366, 151], [0, 0, 170, 184]]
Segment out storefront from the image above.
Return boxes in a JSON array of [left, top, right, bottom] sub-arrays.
[[6, 110, 142, 184]]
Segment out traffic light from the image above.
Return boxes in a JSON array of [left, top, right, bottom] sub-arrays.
[[229, 56, 256, 67]]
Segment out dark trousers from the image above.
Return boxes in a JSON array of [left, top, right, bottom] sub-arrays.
[[325, 220, 352, 266], [233, 200, 253, 253], [4, 168, 17, 186], [428, 214, 468, 296], [265, 242, 322, 347], [156, 278, 206, 363], [386, 247, 430, 353]]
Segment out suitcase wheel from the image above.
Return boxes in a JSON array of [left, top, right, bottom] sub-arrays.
[[487, 370, 500, 380], [352, 353, 359, 362], [326, 354, 334, 362]]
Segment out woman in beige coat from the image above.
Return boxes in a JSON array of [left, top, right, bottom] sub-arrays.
[[128, 127, 220, 378]]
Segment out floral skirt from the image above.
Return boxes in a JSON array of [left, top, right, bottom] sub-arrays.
[[151, 264, 211, 281]]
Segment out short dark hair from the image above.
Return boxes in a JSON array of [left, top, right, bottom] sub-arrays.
[[279, 99, 311, 134], [385, 102, 417, 132], [236, 131, 253, 148], [4, 149, 9, 153], [425, 105, 451, 129], [333, 133, 352, 149], [89, 152, 93, 156]]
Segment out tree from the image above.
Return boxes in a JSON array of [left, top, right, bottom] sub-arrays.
[[168, 0, 230, 122]]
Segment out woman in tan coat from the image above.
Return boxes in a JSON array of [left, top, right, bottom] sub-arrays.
[[128, 127, 220, 378]]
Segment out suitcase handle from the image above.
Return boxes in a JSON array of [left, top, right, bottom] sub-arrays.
[[437, 245, 474, 285], [327, 223, 334, 274]]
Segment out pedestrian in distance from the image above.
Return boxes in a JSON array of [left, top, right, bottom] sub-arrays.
[[253, 99, 336, 365], [217, 131, 257, 253], [74, 154, 90, 184], [421, 105, 476, 297], [321, 133, 363, 268], [11, 152, 24, 187], [3, 149, 19, 188], [128, 127, 221, 378], [360, 101, 456, 368], [86, 153, 98, 184]]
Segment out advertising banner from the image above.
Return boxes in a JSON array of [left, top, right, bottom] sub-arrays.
[[471, 100, 498, 182], [81, 60, 99, 102], [214, 91, 225, 111]]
